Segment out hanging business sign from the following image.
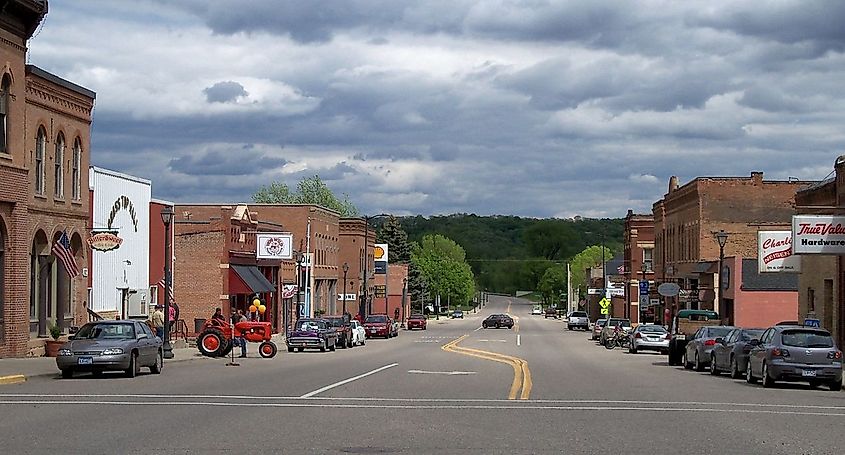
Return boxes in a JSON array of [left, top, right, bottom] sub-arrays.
[[758, 231, 801, 272], [256, 233, 293, 259], [88, 231, 123, 252], [792, 215, 845, 254], [282, 285, 297, 299]]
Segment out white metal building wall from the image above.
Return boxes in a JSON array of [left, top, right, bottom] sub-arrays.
[[89, 167, 151, 316]]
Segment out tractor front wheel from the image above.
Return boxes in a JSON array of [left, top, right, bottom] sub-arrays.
[[259, 341, 278, 358]]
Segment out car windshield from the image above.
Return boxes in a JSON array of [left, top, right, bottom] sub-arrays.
[[741, 329, 764, 341], [366, 316, 387, 323], [608, 319, 630, 326], [639, 325, 667, 333], [571, 312, 588, 317], [75, 323, 135, 340], [706, 327, 734, 337], [782, 330, 834, 348], [596, 320, 607, 327], [409, 314, 425, 320], [295, 320, 325, 331], [324, 318, 344, 327]]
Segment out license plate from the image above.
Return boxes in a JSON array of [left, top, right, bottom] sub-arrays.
[[802, 369, 817, 377], [674, 335, 686, 340], [77, 357, 93, 365]]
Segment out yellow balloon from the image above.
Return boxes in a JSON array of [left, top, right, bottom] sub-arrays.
[[252, 298, 261, 307], [249, 305, 257, 313], [258, 305, 267, 314]]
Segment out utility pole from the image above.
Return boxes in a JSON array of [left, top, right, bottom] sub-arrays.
[[566, 262, 572, 314]]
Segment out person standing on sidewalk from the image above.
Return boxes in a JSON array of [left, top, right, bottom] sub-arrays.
[[150, 305, 165, 338], [236, 310, 248, 357]]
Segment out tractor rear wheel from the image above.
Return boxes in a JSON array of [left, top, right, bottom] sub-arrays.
[[259, 341, 278, 358], [197, 328, 227, 357]]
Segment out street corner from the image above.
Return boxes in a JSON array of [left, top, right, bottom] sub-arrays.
[[0, 374, 27, 386]]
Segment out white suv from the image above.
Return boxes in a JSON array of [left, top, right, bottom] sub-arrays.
[[567, 311, 589, 331]]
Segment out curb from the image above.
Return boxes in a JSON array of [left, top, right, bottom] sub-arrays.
[[0, 374, 26, 385]]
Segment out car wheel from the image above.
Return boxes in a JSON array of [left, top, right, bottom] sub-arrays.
[[150, 351, 163, 374], [683, 351, 692, 370], [829, 379, 843, 392], [125, 352, 139, 378], [61, 369, 73, 379], [729, 356, 741, 379], [762, 362, 775, 388], [694, 352, 704, 372], [709, 354, 720, 376], [746, 361, 757, 383]]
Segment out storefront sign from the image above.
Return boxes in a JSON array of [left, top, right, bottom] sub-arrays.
[[792, 215, 845, 254], [758, 231, 801, 272], [256, 233, 293, 259], [88, 231, 123, 251], [282, 285, 297, 299], [374, 243, 388, 275]]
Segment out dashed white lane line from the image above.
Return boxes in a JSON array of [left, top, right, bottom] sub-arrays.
[[407, 370, 477, 375], [299, 363, 398, 398], [517, 334, 521, 346]]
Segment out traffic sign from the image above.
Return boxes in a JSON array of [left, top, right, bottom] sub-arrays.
[[587, 288, 601, 295], [598, 298, 610, 309], [639, 280, 649, 295], [639, 295, 649, 307], [804, 318, 821, 328], [600, 308, 609, 315]]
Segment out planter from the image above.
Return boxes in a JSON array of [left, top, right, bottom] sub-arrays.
[[44, 340, 63, 357]]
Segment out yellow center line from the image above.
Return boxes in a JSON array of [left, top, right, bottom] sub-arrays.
[[441, 331, 532, 400]]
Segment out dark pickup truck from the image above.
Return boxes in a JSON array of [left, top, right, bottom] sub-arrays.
[[324, 315, 353, 349], [286, 318, 338, 352]]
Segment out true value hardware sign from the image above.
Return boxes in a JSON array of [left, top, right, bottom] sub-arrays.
[[758, 231, 801, 273], [792, 215, 845, 255]]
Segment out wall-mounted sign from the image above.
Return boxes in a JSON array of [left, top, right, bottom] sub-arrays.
[[374, 243, 388, 275], [88, 231, 123, 252], [792, 215, 845, 254], [282, 285, 297, 299], [758, 230, 801, 272], [107, 195, 140, 232], [256, 233, 293, 259], [337, 293, 357, 301]]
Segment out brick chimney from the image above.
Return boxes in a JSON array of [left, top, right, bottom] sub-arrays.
[[668, 176, 679, 194], [751, 171, 763, 185]]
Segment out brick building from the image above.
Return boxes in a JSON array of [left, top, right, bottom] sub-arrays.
[[622, 210, 655, 324], [1, 1, 97, 357], [372, 263, 410, 324], [794, 156, 845, 349], [652, 172, 810, 326], [721, 256, 798, 328], [149, 199, 175, 312], [339, 218, 374, 318]]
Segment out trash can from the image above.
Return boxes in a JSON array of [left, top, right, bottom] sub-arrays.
[[194, 318, 205, 334]]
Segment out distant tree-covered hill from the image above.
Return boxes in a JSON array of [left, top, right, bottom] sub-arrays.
[[391, 214, 624, 295]]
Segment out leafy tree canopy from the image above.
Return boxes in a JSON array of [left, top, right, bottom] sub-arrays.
[[252, 175, 359, 217]]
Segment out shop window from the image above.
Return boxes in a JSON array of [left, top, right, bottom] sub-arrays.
[[54, 133, 65, 198], [0, 74, 10, 154], [72, 138, 82, 200], [642, 248, 653, 272], [35, 127, 46, 195]]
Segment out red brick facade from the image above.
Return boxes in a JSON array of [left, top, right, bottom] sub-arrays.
[[623, 210, 655, 324], [1, 2, 96, 357]]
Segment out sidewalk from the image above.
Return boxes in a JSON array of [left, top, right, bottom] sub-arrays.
[[0, 333, 286, 385]]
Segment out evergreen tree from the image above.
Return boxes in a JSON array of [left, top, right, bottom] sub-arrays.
[[377, 216, 411, 263]]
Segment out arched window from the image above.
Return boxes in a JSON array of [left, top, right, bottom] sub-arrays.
[[72, 138, 82, 200], [0, 74, 10, 154], [54, 132, 65, 198], [35, 126, 46, 195]]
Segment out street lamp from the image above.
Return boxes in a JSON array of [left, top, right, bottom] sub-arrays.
[[160, 205, 174, 360], [342, 262, 349, 314], [715, 230, 729, 322]]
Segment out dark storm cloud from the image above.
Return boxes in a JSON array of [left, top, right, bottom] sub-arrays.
[[169, 149, 287, 176], [203, 81, 249, 103]]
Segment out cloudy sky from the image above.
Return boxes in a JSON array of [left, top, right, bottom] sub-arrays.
[[28, 0, 845, 218]]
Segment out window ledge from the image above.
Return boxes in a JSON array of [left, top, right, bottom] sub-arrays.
[[34, 193, 47, 200]]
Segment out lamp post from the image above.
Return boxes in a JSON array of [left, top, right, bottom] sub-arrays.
[[715, 230, 729, 321], [400, 276, 408, 327], [342, 262, 349, 314], [160, 205, 174, 360]]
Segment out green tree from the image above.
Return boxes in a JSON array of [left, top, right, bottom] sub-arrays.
[[377, 216, 410, 263], [538, 266, 566, 305], [569, 245, 613, 295], [252, 175, 359, 217], [411, 234, 475, 310]]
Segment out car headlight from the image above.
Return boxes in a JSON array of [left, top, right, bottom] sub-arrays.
[[101, 348, 124, 355], [58, 349, 73, 356]]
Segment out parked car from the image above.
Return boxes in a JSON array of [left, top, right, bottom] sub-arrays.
[[708, 328, 764, 378], [324, 315, 354, 348], [56, 320, 163, 378], [482, 314, 514, 329], [531, 306, 543, 315], [683, 325, 736, 371], [591, 319, 607, 341], [628, 324, 670, 354], [407, 314, 428, 330], [451, 310, 464, 319], [286, 319, 337, 352], [667, 309, 722, 366], [348, 320, 366, 346], [364, 314, 397, 338], [746, 326, 843, 391], [567, 311, 589, 330], [544, 307, 558, 319], [600, 318, 632, 345]]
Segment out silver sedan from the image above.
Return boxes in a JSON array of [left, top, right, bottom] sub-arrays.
[[628, 325, 670, 354], [56, 320, 163, 378]]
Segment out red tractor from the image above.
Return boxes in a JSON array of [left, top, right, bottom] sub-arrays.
[[196, 319, 278, 358]]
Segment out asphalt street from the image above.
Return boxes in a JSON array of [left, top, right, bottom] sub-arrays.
[[1, 296, 844, 454]]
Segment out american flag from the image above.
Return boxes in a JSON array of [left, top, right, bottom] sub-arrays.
[[157, 276, 174, 304], [52, 230, 79, 278]]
